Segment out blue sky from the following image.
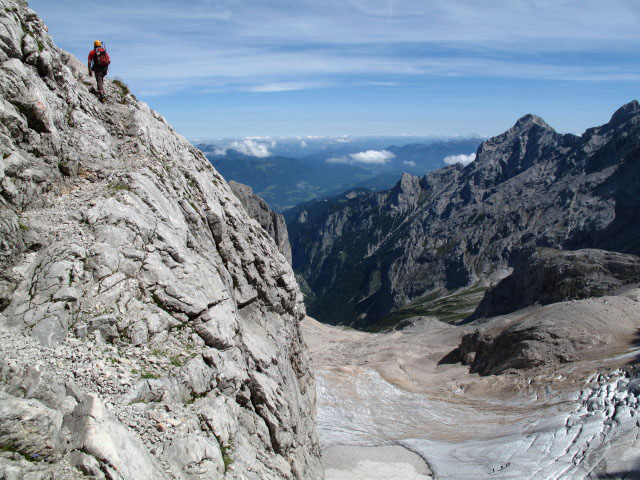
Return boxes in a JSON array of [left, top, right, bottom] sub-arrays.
[[30, 0, 640, 139]]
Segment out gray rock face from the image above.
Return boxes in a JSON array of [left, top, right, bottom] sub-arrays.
[[0, 1, 322, 478], [470, 247, 640, 320], [229, 180, 292, 264], [288, 100, 640, 329]]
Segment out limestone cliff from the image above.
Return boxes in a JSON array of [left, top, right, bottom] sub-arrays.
[[0, 1, 322, 478], [229, 180, 292, 265]]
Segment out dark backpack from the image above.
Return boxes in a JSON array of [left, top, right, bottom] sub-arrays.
[[94, 47, 111, 68]]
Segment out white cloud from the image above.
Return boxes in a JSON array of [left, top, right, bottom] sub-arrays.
[[327, 149, 396, 165], [403, 160, 416, 167], [214, 139, 272, 158], [350, 150, 395, 164], [444, 153, 476, 166]]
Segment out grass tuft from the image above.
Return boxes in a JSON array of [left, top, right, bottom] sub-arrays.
[[169, 355, 183, 367], [221, 445, 234, 472], [112, 78, 137, 102], [107, 182, 130, 192], [1, 444, 42, 462]]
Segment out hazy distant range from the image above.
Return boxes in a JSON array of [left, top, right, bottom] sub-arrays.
[[196, 136, 484, 212]]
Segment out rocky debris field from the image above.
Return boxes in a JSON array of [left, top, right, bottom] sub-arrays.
[[303, 287, 640, 479], [457, 293, 640, 375], [0, 324, 234, 479]]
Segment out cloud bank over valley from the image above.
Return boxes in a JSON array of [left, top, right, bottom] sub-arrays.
[[214, 138, 274, 158], [327, 150, 395, 165], [444, 153, 477, 166]]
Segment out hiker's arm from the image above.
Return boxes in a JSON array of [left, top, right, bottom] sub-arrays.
[[87, 58, 93, 77]]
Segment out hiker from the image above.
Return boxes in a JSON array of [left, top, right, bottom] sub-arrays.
[[87, 40, 110, 101]]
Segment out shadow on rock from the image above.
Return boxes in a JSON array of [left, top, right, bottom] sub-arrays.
[[629, 327, 640, 366], [595, 460, 640, 479], [437, 347, 461, 365]]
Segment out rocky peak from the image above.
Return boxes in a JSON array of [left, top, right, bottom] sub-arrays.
[[608, 99, 640, 127], [478, 112, 557, 155], [0, 1, 322, 478], [470, 112, 563, 189], [389, 172, 422, 211], [512, 113, 554, 133], [288, 101, 640, 329]]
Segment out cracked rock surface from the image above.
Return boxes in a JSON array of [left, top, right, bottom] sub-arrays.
[[0, 1, 322, 478], [229, 180, 292, 265]]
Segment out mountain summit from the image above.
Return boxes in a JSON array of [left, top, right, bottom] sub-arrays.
[[288, 100, 640, 328], [0, 1, 322, 478], [609, 99, 640, 126], [512, 113, 554, 132]]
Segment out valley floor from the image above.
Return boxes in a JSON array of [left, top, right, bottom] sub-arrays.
[[301, 295, 640, 480]]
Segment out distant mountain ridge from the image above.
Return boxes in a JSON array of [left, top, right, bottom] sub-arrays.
[[204, 150, 374, 211], [200, 138, 482, 212], [197, 135, 483, 160], [287, 101, 640, 329]]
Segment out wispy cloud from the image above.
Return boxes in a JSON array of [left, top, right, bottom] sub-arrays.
[[248, 81, 329, 92], [444, 153, 476, 166], [31, 0, 640, 97]]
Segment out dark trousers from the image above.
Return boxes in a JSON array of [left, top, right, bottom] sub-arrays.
[[93, 66, 108, 94]]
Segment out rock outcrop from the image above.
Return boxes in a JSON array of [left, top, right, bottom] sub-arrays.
[[455, 292, 640, 375], [469, 247, 640, 320], [287, 100, 640, 329], [229, 180, 292, 264], [0, 1, 322, 478]]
